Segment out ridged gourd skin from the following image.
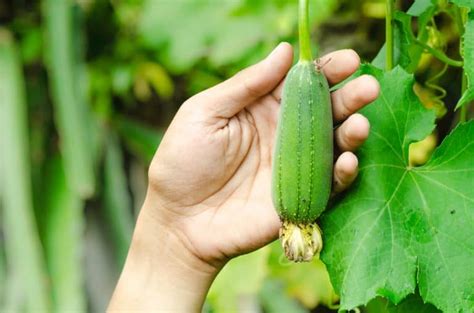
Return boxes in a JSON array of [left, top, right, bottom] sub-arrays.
[[272, 60, 333, 262]]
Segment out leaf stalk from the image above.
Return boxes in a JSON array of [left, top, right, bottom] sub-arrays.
[[413, 39, 464, 67]]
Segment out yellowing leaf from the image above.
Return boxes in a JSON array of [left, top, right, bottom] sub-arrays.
[[136, 62, 174, 100], [408, 133, 437, 166], [413, 83, 447, 117]]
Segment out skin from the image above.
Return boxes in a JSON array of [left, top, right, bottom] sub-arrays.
[[108, 43, 379, 312]]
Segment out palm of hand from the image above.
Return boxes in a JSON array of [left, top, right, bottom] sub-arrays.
[[149, 94, 280, 264], [147, 44, 379, 267]]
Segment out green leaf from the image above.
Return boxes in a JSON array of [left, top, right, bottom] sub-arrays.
[[186, 69, 223, 95], [115, 116, 163, 163], [208, 16, 264, 67], [267, 243, 337, 309], [139, 1, 237, 73], [456, 11, 474, 109], [366, 293, 441, 313], [207, 248, 269, 312], [139, 0, 337, 72], [259, 279, 307, 313], [0, 28, 50, 311], [43, 0, 96, 198], [407, 0, 436, 16], [372, 12, 424, 72], [365, 297, 390, 313], [139, 62, 174, 100], [41, 155, 86, 312], [386, 293, 441, 313], [407, 0, 438, 30], [103, 133, 134, 268], [19, 27, 42, 64], [373, 1, 436, 72], [321, 65, 474, 312], [450, 0, 474, 9]]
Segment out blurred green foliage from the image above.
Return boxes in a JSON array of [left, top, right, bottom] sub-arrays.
[[0, 0, 465, 312]]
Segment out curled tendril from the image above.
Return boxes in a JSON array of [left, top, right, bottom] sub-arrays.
[[327, 301, 341, 310], [425, 63, 448, 110]]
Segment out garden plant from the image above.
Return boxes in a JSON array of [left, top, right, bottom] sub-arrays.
[[0, 0, 473, 312]]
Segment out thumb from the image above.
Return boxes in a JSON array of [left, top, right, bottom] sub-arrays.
[[199, 42, 293, 118]]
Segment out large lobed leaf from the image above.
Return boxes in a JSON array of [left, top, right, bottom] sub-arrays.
[[321, 65, 474, 312]]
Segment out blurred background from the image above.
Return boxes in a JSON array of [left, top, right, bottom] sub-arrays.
[[0, 0, 462, 312]]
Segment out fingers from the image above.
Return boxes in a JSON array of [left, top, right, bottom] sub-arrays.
[[332, 75, 379, 122], [333, 152, 359, 194], [319, 49, 360, 85], [335, 113, 370, 152], [198, 42, 293, 118], [271, 49, 361, 101], [332, 113, 370, 194]]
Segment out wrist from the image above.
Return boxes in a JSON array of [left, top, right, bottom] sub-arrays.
[[108, 195, 220, 312]]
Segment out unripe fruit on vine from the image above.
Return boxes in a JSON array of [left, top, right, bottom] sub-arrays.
[[271, 0, 333, 262]]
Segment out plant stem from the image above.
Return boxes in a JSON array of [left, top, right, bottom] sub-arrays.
[[459, 8, 468, 122], [298, 0, 313, 62], [385, 0, 394, 71], [460, 74, 467, 122], [453, 5, 465, 38], [413, 39, 464, 67]]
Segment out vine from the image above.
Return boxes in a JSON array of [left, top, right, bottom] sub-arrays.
[[385, 0, 394, 71]]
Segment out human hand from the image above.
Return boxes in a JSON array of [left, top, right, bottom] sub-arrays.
[[109, 43, 379, 312], [145, 42, 379, 263]]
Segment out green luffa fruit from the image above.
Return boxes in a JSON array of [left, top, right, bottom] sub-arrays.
[[271, 0, 333, 262]]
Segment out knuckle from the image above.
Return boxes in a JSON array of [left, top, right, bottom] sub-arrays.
[[241, 75, 260, 98], [338, 125, 354, 151], [334, 90, 350, 120]]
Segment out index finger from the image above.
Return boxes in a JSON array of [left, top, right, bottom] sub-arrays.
[[271, 49, 360, 101], [320, 49, 360, 85]]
